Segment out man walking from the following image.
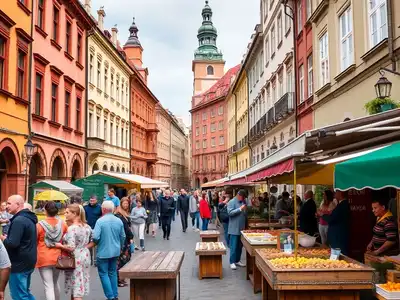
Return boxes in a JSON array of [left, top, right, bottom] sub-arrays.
[[160, 190, 175, 240], [227, 190, 249, 270], [189, 190, 200, 231], [1, 195, 37, 300], [177, 189, 190, 232], [94, 201, 125, 300], [84, 195, 102, 265], [106, 188, 120, 208]]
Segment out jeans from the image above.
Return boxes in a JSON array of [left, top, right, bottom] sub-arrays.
[[9, 269, 35, 300], [161, 215, 172, 238], [222, 222, 230, 247], [97, 257, 118, 300], [201, 218, 209, 231], [319, 224, 329, 246], [179, 210, 189, 231], [39, 266, 60, 300], [191, 211, 200, 229], [229, 234, 243, 264]]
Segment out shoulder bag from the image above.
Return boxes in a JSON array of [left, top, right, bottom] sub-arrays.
[[56, 252, 75, 270]]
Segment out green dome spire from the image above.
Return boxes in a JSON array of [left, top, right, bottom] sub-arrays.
[[194, 0, 223, 61]]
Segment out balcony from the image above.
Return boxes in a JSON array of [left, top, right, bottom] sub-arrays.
[[260, 113, 267, 131], [146, 123, 159, 132], [267, 107, 275, 127], [87, 137, 105, 152], [274, 92, 294, 121]]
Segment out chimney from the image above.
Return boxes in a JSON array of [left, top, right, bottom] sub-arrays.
[[97, 7, 106, 31], [84, 0, 91, 14], [111, 26, 118, 46]]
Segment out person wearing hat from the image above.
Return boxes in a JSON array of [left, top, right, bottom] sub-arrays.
[[227, 189, 250, 270]]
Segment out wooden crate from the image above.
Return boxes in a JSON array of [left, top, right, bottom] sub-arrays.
[[195, 242, 226, 280], [199, 230, 220, 242]]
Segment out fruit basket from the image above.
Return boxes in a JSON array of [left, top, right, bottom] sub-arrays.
[[241, 230, 278, 245], [376, 282, 400, 299]]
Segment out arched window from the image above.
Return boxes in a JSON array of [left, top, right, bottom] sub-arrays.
[[207, 65, 214, 75]]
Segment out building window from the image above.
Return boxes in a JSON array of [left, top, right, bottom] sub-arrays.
[[271, 26, 275, 56], [299, 65, 304, 103], [17, 50, 27, 98], [0, 36, 5, 90], [211, 137, 216, 147], [104, 67, 108, 94], [202, 112, 207, 120], [77, 33, 82, 64], [263, 0, 268, 19], [207, 65, 214, 75], [203, 140, 207, 149], [51, 83, 57, 122], [219, 136, 224, 145], [277, 13, 282, 44], [285, 14, 291, 33], [116, 78, 120, 101], [265, 36, 269, 63], [368, 0, 387, 48], [65, 20, 71, 54], [97, 61, 101, 88], [196, 141, 200, 149], [37, 0, 45, 29], [35, 73, 43, 115], [89, 54, 94, 83], [211, 108, 215, 117], [96, 116, 100, 137], [202, 125, 207, 134], [340, 6, 353, 71], [218, 106, 223, 115], [65, 91, 70, 126], [110, 123, 113, 144], [218, 121, 223, 130], [52, 5, 59, 42], [76, 97, 81, 130], [195, 127, 199, 136], [104, 120, 107, 141], [211, 123, 216, 132], [121, 83, 124, 105], [89, 112, 93, 136], [110, 73, 114, 97], [306, 0, 312, 20], [278, 75, 283, 98], [319, 32, 329, 87], [297, 0, 303, 33], [307, 55, 313, 97], [116, 125, 119, 146]]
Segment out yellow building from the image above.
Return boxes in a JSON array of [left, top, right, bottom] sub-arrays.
[[227, 88, 237, 175], [0, 0, 33, 198]]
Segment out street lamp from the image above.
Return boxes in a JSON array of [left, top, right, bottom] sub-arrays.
[[23, 138, 36, 199], [375, 71, 392, 99]]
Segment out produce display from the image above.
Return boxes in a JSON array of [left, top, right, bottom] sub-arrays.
[[379, 282, 400, 291], [197, 242, 225, 251], [258, 248, 330, 259], [376, 282, 400, 299], [269, 257, 362, 269], [241, 230, 278, 245], [242, 229, 279, 234]]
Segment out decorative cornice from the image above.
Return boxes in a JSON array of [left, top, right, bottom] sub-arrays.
[[50, 65, 64, 76], [64, 75, 75, 84], [15, 28, 33, 43], [0, 10, 16, 28], [33, 53, 50, 65]]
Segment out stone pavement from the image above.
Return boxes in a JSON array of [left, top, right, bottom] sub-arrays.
[[7, 218, 261, 300]]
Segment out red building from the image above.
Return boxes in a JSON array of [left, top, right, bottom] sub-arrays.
[[191, 65, 240, 188], [294, 0, 314, 134]]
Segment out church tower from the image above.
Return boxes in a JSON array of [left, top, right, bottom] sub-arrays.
[[192, 1, 225, 97]]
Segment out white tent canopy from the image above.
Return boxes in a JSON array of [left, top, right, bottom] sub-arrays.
[[96, 171, 169, 189]]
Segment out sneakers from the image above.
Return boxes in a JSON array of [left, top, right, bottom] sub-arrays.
[[195, 228, 200, 232], [236, 261, 246, 267], [230, 263, 237, 270]]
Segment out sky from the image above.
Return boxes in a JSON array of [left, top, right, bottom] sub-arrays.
[[90, 0, 260, 126]]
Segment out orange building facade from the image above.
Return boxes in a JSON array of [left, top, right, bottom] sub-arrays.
[[0, 0, 33, 199], [123, 19, 159, 178], [29, 0, 94, 185]]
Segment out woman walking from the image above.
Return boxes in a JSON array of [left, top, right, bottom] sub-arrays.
[[199, 192, 211, 231], [115, 197, 134, 287], [145, 192, 159, 237], [131, 198, 148, 251], [55, 204, 93, 300], [37, 201, 68, 300]]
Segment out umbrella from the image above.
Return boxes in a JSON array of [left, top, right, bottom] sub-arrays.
[[33, 190, 69, 201]]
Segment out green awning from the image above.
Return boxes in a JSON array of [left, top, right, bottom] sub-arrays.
[[334, 143, 400, 191]]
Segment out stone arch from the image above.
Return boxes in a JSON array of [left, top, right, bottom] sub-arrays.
[[70, 153, 83, 181], [116, 165, 120, 173], [0, 138, 21, 173], [29, 144, 47, 185], [110, 165, 115, 172], [203, 177, 208, 184], [0, 141, 19, 200], [50, 149, 67, 180], [102, 163, 108, 171], [92, 162, 99, 174], [121, 165, 126, 173], [207, 65, 214, 75]]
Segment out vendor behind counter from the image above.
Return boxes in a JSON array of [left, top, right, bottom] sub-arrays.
[[367, 196, 399, 257]]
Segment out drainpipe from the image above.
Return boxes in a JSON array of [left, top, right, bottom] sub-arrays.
[[387, 0, 396, 71], [283, 0, 298, 136]]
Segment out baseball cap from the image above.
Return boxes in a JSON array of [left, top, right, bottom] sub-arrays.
[[237, 189, 246, 197]]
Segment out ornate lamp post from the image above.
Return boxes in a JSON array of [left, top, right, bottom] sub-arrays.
[[375, 68, 400, 99], [23, 138, 36, 199]]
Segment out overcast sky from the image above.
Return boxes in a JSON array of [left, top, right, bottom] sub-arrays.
[[90, 0, 260, 125]]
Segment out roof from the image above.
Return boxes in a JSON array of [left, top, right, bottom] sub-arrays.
[[34, 180, 83, 192], [97, 172, 169, 189], [192, 64, 241, 111]]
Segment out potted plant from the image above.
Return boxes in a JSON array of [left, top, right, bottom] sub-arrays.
[[364, 97, 399, 115]]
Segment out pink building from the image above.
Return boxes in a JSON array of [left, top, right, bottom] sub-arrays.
[[191, 66, 240, 188], [29, 0, 94, 184]]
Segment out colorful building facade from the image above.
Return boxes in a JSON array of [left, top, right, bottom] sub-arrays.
[[29, 0, 94, 185], [123, 19, 159, 177], [86, 7, 132, 175], [0, 0, 33, 198], [155, 104, 171, 185]]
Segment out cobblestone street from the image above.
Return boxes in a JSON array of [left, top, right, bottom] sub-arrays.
[[10, 218, 261, 300]]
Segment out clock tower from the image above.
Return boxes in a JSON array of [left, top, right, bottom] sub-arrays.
[[192, 1, 225, 98]]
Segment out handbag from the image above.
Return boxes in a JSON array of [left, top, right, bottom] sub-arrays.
[[56, 252, 76, 270]]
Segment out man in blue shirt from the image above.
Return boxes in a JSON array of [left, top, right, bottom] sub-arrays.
[[105, 188, 120, 208], [94, 201, 125, 300]]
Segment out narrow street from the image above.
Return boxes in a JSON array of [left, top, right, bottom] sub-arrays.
[[11, 218, 261, 300]]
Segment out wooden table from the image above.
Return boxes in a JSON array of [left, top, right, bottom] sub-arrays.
[[241, 235, 275, 294], [199, 230, 220, 242], [248, 222, 294, 230], [119, 251, 184, 300], [255, 249, 374, 300], [196, 242, 226, 279]]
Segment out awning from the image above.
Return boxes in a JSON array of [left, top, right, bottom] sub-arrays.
[[221, 177, 249, 186], [334, 143, 400, 191], [247, 159, 294, 182], [96, 172, 169, 189], [201, 177, 228, 188]]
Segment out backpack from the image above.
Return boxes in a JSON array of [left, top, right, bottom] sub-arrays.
[[219, 205, 229, 223]]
